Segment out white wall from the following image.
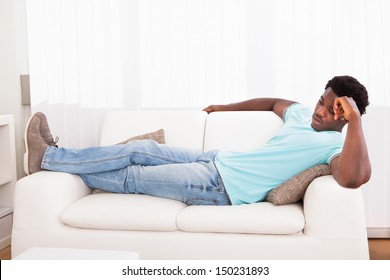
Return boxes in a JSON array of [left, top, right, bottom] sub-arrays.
[[0, 0, 29, 179], [362, 106, 390, 237]]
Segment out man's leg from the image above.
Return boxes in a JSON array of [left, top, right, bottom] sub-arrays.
[[25, 112, 213, 175], [80, 152, 231, 206], [42, 139, 216, 174]]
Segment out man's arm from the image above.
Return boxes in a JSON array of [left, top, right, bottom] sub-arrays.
[[330, 97, 371, 188], [203, 98, 296, 119]]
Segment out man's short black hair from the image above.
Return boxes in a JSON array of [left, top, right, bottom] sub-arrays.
[[325, 76, 369, 115]]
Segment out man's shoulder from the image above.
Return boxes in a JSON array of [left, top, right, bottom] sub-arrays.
[[283, 103, 312, 121]]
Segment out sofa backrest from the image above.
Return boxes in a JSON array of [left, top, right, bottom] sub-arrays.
[[100, 110, 207, 150], [100, 110, 284, 152], [204, 111, 284, 152]]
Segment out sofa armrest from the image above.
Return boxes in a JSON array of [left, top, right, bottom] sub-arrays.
[[303, 175, 367, 239], [13, 171, 91, 229]]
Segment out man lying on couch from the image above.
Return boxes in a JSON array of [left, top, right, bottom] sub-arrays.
[[24, 75, 371, 206]]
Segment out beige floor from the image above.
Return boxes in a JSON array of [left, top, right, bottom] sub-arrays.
[[0, 245, 11, 260], [368, 238, 390, 260], [1, 239, 389, 260]]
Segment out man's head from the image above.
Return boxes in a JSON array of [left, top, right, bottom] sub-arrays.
[[311, 76, 369, 132], [325, 75, 369, 115]]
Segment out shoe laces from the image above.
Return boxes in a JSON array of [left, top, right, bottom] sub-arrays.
[[44, 136, 59, 147]]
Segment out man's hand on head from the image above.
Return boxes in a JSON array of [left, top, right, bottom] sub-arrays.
[[333, 97, 360, 121]]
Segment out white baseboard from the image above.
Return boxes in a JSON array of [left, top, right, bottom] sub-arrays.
[[367, 227, 390, 238]]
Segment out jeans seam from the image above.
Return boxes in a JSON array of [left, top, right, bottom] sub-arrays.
[[43, 154, 128, 165], [130, 151, 200, 164]]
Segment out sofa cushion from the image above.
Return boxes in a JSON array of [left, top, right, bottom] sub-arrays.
[[61, 194, 186, 231], [177, 202, 305, 234], [116, 128, 165, 145], [99, 110, 206, 150], [203, 111, 284, 152], [61, 194, 304, 235], [265, 165, 332, 205]]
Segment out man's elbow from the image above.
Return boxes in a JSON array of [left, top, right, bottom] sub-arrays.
[[340, 179, 367, 189], [338, 167, 371, 189]]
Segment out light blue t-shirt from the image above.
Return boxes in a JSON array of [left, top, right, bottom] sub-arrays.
[[214, 103, 345, 205]]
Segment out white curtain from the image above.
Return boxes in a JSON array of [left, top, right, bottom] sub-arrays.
[[26, 0, 247, 148], [26, 0, 127, 148], [269, 0, 390, 231], [26, 0, 389, 229], [272, 0, 389, 107], [138, 0, 247, 108]]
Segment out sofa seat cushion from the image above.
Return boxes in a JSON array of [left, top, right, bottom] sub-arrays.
[[177, 202, 305, 234], [61, 194, 304, 235], [61, 194, 187, 231]]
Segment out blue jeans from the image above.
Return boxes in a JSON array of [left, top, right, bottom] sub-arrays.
[[41, 140, 231, 206]]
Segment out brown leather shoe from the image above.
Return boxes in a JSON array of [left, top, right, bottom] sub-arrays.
[[25, 113, 49, 175], [35, 112, 59, 147]]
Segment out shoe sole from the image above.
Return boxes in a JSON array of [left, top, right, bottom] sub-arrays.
[[24, 112, 40, 175]]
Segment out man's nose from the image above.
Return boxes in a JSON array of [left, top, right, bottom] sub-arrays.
[[316, 107, 326, 116]]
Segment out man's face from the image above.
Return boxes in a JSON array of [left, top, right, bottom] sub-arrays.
[[311, 88, 345, 132]]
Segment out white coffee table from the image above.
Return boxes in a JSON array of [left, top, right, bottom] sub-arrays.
[[13, 247, 139, 260]]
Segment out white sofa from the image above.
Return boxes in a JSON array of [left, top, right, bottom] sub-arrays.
[[12, 110, 369, 259]]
